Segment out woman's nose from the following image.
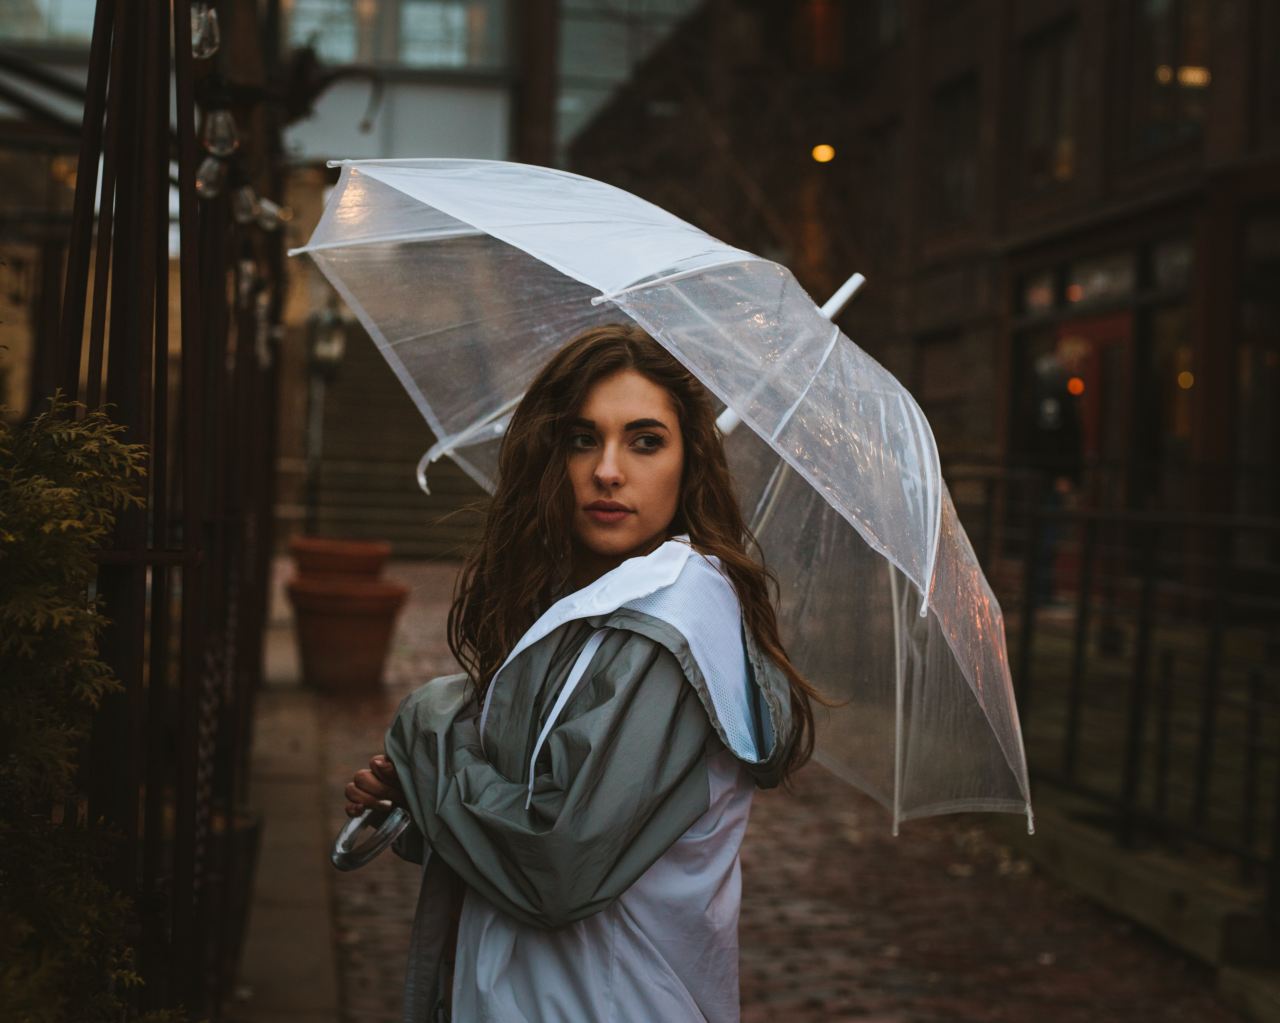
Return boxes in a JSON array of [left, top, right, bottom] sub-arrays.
[[593, 445, 625, 487]]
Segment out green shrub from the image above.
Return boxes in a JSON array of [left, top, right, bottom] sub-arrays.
[[0, 391, 187, 1022]]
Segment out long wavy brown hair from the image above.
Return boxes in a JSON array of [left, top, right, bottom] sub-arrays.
[[447, 322, 824, 781]]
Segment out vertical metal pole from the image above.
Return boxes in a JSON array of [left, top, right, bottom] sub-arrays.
[[980, 474, 995, 569], [141, 0, 173, 1007], [1243, 667, 1264, 869], [1154, 648, 1174, 824], [1192, 525, 1232, 828], [173, 0, 208, 1002], [56, 0, 115, 405], [1118, 525, 1159, 847], [88, 2, 146, 895], [1268, 726, 1280, 935], [1015, 473, 1045, 718], [1063, 515, 1096, 781]]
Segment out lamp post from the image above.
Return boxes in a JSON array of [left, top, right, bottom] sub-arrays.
[[303, 298, 348, 535]]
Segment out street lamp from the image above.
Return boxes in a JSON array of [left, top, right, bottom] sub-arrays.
[[303, 299, 351, 533]]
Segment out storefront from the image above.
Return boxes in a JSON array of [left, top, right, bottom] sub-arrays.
[[1003, 171, 1279, 598]]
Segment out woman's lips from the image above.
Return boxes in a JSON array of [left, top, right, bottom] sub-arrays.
[[585, 507, 632, 524]]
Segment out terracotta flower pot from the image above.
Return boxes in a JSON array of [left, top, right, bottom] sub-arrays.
[[288, 535, 392, 580], [286, 574, 409, 692]]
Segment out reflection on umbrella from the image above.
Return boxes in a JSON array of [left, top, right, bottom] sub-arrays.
[[290, 158, 1033, 835]]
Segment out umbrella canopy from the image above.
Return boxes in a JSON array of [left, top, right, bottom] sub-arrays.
[[291, 158, 1033, 834]]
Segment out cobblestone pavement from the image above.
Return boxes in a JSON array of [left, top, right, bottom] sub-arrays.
[[303, 558, 1243, 1023]]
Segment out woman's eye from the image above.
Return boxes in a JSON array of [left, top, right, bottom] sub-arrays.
[[568, 432, 595, 450], [633, 434, 664, 452]]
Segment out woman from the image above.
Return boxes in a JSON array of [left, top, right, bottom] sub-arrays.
[[343, 322, 822, 1022]]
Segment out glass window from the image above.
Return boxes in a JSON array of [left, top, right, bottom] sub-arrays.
[[1234, 212, 1280, 562], [1152, 236, 1194, 289], [1020, 19, 1078, 191], [917, 332, 971, 458], [875, 0, 904, 47], [1144, 305, 1194, 508], [557, 0, 699, 156], [285, 0, 506, 70], [287, 0, 359, 64], [1021, 270, 1056, 314], [927, 73, 980, 229], [0, 0, 96, 44], [1010, 329, 1085, 481], [1130, 0, 1213, 155], [861, 120, 902, 261], [794, 0, 845, 71], [1065, 251, 1136, 306]]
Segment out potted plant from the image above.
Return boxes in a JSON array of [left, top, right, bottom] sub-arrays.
[[285, 535, 408, 693]]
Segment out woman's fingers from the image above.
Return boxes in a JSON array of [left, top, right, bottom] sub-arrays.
[[350, 767, 392, 800], [370, 755, 404, 792], [341, 755, 407, 818], [345, 778, 393, 815]]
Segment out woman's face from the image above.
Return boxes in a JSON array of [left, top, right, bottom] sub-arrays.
[[565, 368, 685, 580]]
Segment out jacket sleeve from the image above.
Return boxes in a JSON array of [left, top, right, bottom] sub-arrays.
[[383, 627, 717, 930]]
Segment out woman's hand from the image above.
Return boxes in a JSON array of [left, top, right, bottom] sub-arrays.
[[344, 753, 407, 818]]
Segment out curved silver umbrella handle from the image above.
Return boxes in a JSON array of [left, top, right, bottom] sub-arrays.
[[331, 804, 412, 871]]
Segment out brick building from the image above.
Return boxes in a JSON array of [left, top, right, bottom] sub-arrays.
[[568, 0, 1279, 558]]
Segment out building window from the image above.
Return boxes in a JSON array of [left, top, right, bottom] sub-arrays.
[[1010, 235, 1204, 521], [1065, 251, 1137, 307], [558, 0, 701, 157], [875, 0, 905, 47], [1019, 19, 1078, 191], [794, 0, 845, 71], [927, 73, 980, 230], [0, 0, 95, 45], [1234, 212, 1280, 564], [1129, 0, 1212, 155], [862, 120, 902, 263], [917, 331, 972, 458], [285, 0, 507, 70]]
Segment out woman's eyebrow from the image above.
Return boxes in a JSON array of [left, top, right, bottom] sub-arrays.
[[569, 416, 671, 432]]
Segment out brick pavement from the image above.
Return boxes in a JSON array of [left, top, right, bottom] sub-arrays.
[[304, 558, 1244, 1023]]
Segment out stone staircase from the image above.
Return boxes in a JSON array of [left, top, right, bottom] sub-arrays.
[[311, 329, 488, 560]]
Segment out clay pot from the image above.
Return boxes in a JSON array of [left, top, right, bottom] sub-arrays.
[[288, 535, 391, 580], [286, 575, 409, 693]]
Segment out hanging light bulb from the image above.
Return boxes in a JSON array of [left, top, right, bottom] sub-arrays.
[[191, 2, 221, 59], [201, 109, 240, 157], [237, 258, 259, 310], [231, 184, 260, 224], [256, 197, 292, 232], [195, 155, 227, 199]]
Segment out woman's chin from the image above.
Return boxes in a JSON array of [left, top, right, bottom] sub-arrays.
[[575, 522, 662, 561]]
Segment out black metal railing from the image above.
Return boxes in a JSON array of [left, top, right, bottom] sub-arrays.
[[949, 461, 1280, 927], [12, 2, 285, 1016]]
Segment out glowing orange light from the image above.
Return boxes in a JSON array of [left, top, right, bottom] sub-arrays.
[[1066, 284, 1084, 302], [1177, 371, 1194, 389], [1155, 64, 1173, 84], [1067, 376, 1085, 396], [1178, 66, 1211, 87], [811, 144, 836, 163]]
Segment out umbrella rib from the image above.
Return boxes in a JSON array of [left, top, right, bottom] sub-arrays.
[[767, 325, 840, 444], [591, 256, 764, 306], [288, 225, 482, 256]]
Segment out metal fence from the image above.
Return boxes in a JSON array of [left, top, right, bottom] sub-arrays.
[[949, 462, 1280, 927], [24, 2, 284, 1016]]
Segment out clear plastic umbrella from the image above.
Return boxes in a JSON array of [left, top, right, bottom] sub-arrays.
[[290, 158, 1034, 835]]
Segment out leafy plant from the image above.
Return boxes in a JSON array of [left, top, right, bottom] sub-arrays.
[[0, 391, 187, 1022]]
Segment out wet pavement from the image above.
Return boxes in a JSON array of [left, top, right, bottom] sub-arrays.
[[293, 557, 1244, 1022]]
